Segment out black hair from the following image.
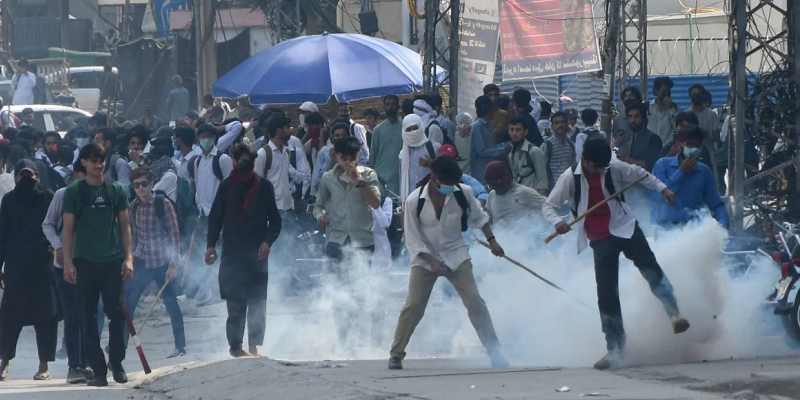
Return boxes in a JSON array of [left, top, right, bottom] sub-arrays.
[[196, 123, 216, 137], [496, 94, 511, 110], [95, 127, 115, 144], [430, 156, 462, 185], [128, 129, 149, 146], [581, 108, 599, 126], [582, 137, 612, 166], [401, 98, 414, 115], [130, 124, 151, 140], [621, 86, 643, 101], [428, 94, 443, 109], [551, 111, 567, 122], [508, 116, 528, 129], [483, 83, 500, 95], [688, 83, 706, 95], [305, 112, 324, 126], [624, 102, 647, 118], [72, 158, 86, 175], [675, 111, 699, 127], [333, 136, 361, 157], [475, 95, 494, 118], [58, 141, 75, 166], [653, 77, 673, 91], [383, 94, 399, 103], [88, 112, 108, 129], [512, 88, 532, 109], [79, 143, 106, 161], [174, 126, 195, 147], [44, 131, 60, 142], [231, 143, 254, 161], [267, 115, 290, 138], [684, 125, 705, 143]]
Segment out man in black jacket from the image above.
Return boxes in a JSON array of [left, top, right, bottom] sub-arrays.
[[0, 159, 58, 381], [206, 144, 281, 358]]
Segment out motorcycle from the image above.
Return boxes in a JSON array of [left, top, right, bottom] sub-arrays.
[[764, 222, 800, 341]]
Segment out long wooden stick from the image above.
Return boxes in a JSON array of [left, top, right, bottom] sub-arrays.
[[136, 279, 171, 335], [544, 174, 648, 244]]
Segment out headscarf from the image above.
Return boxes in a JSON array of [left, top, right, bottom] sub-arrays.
[[400, 114, 426, 200], [413, 99, 434, 130], [299, 101, 319, 113]]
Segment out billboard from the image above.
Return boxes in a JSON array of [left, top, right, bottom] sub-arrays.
[[458, 0, 501, 115], [500, 0, 601, 80]]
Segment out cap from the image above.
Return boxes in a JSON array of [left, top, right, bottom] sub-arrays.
[[299, 101, 319, 113], [438, 144, 459, 159]]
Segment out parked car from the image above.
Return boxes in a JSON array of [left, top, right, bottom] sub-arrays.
[[68, 66, 119, 113], [8, 104, 92, 137]]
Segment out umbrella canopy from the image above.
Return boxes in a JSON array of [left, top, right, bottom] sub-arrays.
[[213, 33, 437, 104]]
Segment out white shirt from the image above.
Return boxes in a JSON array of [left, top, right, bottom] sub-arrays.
[[42, 187, 66, 267], [404, 184, 489, 272], [12, 72, 36, 105], [194, 147, 233, 216], [216, 120, 244, 154], [350, 120, 371, 160], [486, 184, 546, 225], [542, 159, 666, 253], [255, 140, 298, 211], [287, 135, 311, 196], [154, 170, 178, 203], [175, 145, 202, 180], [371, 197, 394, 267]]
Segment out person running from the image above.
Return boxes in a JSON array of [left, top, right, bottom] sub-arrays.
[[543, 137, 690, 370]]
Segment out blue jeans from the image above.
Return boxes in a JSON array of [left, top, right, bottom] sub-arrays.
[[124, 261, 186, 351], [55, 267, 86, 369]]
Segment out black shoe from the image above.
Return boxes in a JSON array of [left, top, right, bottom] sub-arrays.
[[67, 368, 87, 384], [388, 356, 403, 370], [86, 376, 108, 387], [109, 363, 128, 384], [167, 349, 187, 359], [673, 317, 690, 334], [593, 351, 623, 370], [79, 367, 95, 380]]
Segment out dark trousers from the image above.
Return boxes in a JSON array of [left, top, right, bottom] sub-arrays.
[[589, 225, 680, 353], [55, 267, 86, 369], [0, 319, 57, 362], [124, 262, 186, 351], [226, 297, 266, 351], [75, 259, 126, 375]]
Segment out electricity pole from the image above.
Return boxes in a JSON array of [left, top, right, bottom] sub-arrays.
[[195, 0, 217, 105], [600, 0, 623, 133]]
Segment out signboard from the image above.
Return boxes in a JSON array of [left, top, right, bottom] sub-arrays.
[[500, 0, 601, 80], [458, 0, 501, 116], [152, 0, 188, 37]]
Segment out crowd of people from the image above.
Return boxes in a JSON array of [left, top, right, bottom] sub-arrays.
[[0, 75, 732, 385]]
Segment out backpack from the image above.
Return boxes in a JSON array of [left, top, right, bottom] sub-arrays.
[[104, 153, 122, 182], [130, 193, 171, 235], [571, 165, 622, 217], [415, 181, 470, 231], [153, 168, 197, 235], [188, 153, 224, 182], [261, 142, 298, 177], [425, 120, 454, 146], [424, 141, 436, 160], [516, 145, 537, 182]]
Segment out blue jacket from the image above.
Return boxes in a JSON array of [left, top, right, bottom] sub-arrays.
[[461, 174, 489, 203], [470, 117, 508, 183], [652, 155, 729, 227]]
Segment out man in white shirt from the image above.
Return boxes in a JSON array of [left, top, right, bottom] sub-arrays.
[[484, 160, 546, 226], [11, 60, 36, 105], [255, 115, 301, 212], [173, 126, 201, 180], [337, 103, 370, 160], [388, 156, 508, 370], [543, 137, 689, 370]]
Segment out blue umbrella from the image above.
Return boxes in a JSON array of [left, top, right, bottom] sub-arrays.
[[213, 33, 436, 104]]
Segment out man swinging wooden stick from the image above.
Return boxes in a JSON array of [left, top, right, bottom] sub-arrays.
[[542, 137, 690, 370]]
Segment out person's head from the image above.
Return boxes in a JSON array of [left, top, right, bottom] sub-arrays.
[[79, 143, 107, 180], [540, 101, 552, 119], [512, 88, 532, 115], [94, 128, 115, 152], [330, 120, 351, 142], [13, 159, 38, 189], [88, 112, 108, 132], [689, 84, 706, 107], [429, 156, 462, 194], [71, 158, 86, 181], [363, 109, 380, 130], [305, 112, 324, 130], [551, 111, 568, 136], [455, 112, 473, 136], [428, 93, 444, 112], [333, 136, 361, 168], [131, 167, 154, 201], [438, 144, 459, 159], [581, 108, 599, 127], [172, 74, 183, 87], [380, 95, 399, 119], [150, 127, 174, 159], [483, 84, 500, 102], [337, 103, 351, 120], [675, 111, 699, 132], [681, 125, 705, 159], [475, 95, 495, 119], [231, 143, 255, 173], [196, 123, 217, 154], [625, 102, 647, 131], [484, 160, 513, 195], [57, 142, 75, 167], [401, 98, 415, 116], [20, 108, 34, 125], [184, 111, 201, 128], [413, 99, 434, 119], [402, 114, 426, 148], [702, 90, 712, 108], [653, 77, 673, 99], [565, 108, 579, 129], [621, 86, 643, 104], [508, 116, 528, 143], [581, 137, 612, 176], [44, 131, 60, 157], [128, 127, 148, 154], [496, 95, 511, 111], [267, 114, 291, 143], [17, 59, 29, 73], [174, 126, 195, 152]]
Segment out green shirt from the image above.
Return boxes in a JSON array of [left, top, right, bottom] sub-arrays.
[[63, 180, 129, 263], [368, 118, 403, 195]]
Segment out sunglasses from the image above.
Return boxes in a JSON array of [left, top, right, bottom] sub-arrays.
[[133, 181, 151, 189]]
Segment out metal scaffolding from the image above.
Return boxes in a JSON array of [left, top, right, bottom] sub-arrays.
[[421, 0, 461, 110], [620, 0, 648, 99]]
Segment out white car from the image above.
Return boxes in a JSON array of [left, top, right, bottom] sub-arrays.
[[68, 66, 119, 113], [8, 105, 92, 137]]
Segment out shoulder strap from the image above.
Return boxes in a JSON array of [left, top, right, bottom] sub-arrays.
[[289, 146, 297, 169], [212, 153, 223, 181], [453, 185, 470, 232], [110, 154, 120, 181], [261, 145, 273, 176], [572, 165, 580, 217], [424, 120, 440, 138], [188, 155, 200, 181], [424, 141, 436, 160], [604, 167, 623, 202], [416, 182, 427, 220], [519, 145, 536, 179]]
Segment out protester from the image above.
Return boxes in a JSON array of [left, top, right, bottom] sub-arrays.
[[19, 107, 34, 127], [369, 94, 403, 195], [302, 112, 326, 170], [687, 84, 721, 186], [42, 160, 91, 384], [470, 95, 509, 183], [0, 160, 58, 381], [574, 108, 605, 164], [543, 137, 690, 370], [127, 127, 148, 170], [612, 86, 643, 138], [428, 94, 456, 142], [311, 121, 352, 196], [337, 102, 370, 160], [362, 108, 380, 147], [0, 97, 16, 130], [39, 131, 61, 167], [173, 126, 200, 180], [438, 144, 489, 203], [483, 83, 500, 103], [565, 108, 580, 139], [62, 143, 134, 386], [507, 116, 547, 193], [412, 98, 445, 145], [543, 111, 576, 191], [399, 114, 440, 201], [166, 75, 191, 122], [124, 167, 186, 358], [652, 126, 729, 228], [649, 77, 678, 145], [615, 103, 663, 171], [510, 88, 543, 146], [484, 160, 546, 225], [94, 128, 132, 189], [255, 115, 303, 213], [537, 101, 553, 137], [11, 59, 36, 105], [454, 112, 473, 174], [389, 156, 508, 370], [206, 144, 281, 357], [297, 101, 320, 139]]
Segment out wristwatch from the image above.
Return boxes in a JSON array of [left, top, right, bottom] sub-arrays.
[[486, 235, 496, 243]]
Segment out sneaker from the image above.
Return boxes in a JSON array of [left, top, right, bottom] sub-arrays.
[[672, 317, 690, 334], [67, 368, 87, 384], [78, 367, 95, 380], [593, 351, 623, 370], [229, 348, 252, 358], [86, 376, 108, 387], [109, 363, 128, 384], [166, 349, 187, 359], [388, 356, 403, 370]]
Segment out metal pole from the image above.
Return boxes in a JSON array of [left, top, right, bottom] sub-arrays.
[[402, 0, 411, 46], [639, 0, 648, 99], [448, 0, 460, 111], [601, 0, 623, 133], [732, 0, 747, 231], [790, 1, 800, 130], [195, 0, 217, 106], [422, 0, 438, 94]]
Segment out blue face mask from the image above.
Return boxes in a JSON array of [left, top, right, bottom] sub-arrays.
[[437, 184, 455, 196]]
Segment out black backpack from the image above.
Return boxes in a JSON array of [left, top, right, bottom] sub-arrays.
[[571, 165, 622, 217], [153, 168, 197, 235], [415, 180, 470, 231], [425, 120, 454, 146], [188, 153, 224, 182]]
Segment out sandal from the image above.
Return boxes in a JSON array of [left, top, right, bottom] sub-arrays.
[[33, 371, 50, 381]]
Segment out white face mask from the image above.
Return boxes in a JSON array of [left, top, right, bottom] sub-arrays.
[[682, 146, 701, 159]]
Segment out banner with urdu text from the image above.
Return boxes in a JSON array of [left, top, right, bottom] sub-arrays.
[[458, 0, 501, 115]]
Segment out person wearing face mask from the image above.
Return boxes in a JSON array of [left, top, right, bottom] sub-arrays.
[[206, 144, 281, 358], [544, 137, 689, 371], [0, 160, 58, 382], [687, 84, 721, 188], [484, 160, 546, 226], [652, 126, 728, 228], [369, 95, 403, 196], [399, 114, 440, 201], [388, 156, 508, 370]]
